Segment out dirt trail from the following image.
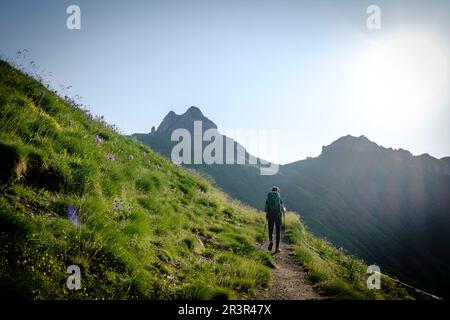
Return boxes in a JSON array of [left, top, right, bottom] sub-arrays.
[[257, 237, 321, 300]]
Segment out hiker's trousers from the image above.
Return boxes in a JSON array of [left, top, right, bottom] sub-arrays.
[[268, 215, 282, 248]]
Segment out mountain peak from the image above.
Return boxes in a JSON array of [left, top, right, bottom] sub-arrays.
[[184, 106, 203, 117], [155, 106, 217, 134], [334, 135, 373, 145], [322, 135, 378, 154]]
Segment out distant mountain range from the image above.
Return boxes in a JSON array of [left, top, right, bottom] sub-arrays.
[[132, 106, 450, 298]]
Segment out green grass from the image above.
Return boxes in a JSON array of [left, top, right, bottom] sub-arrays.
[[283, 213, 413, 300], [0, 59, 272, 300]]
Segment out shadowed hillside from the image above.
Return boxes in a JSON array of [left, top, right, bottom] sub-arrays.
[[278, 135, 450, 298]]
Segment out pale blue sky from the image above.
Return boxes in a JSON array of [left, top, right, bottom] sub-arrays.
[[1, 0, 449, 164]]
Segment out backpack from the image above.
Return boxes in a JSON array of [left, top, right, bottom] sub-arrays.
[[265, 191, 281, 218]]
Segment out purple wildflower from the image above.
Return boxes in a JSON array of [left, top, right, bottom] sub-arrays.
[[107, 155, 115, 161], [95, 135, 102, 143], [67, 204, 81, 228], [129, 155, 134, 160]]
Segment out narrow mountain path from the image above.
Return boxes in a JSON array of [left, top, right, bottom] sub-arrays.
[[257, 236, 321, 300]]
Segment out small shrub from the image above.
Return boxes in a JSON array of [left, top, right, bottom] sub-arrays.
[[201, 249, 214, 258], [223, 208, 235, 218], [26, 159, 66, 192], [208, 225, 223, 233], [137, 196, 163, 214], [135, 175, 161, 192], [219, 232, 254, 254], [68, 160, 96, 195], [197, 197, 218, 209], [176, 283, 230, 300], [183, 236, 195, 250], [195, 181, 208, 193], [97, 131, 111, 141], [0, 142, 26, 184], [250, 251, 276, 269], [39, 94, 60, 116], [209, 287, 233, 300], [321, 279, 365, 300]]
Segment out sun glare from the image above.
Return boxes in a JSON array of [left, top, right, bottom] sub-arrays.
[[353, 32, 449, 125]]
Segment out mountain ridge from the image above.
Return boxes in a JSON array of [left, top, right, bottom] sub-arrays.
[[141, 108, 449, 167], [285, 134, 449, 168]]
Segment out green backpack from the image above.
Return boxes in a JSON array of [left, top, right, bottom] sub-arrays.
[[265, 191, 281, 218]]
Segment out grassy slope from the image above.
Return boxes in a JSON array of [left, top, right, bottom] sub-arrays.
[[284, 213, 411, 300], [0, 60, 410, 300]]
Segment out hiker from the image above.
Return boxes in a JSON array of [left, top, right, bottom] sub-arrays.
[[265, 186, 284, 253]]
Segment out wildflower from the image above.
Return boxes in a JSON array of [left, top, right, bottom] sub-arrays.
[[95, 135, 102, 143], [69, 119, 74, 126], [67, 204, 81, 228], [129, 155, 134, 160], [107, 155, 115, 161]]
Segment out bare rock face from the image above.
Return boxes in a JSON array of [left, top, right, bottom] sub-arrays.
[[155, 106, 217, 135]]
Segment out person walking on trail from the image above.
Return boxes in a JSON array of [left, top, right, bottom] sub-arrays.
[[265, 186, 285, 253]]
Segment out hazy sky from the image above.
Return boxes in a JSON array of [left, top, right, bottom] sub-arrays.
[[1, 0, 449, 164]]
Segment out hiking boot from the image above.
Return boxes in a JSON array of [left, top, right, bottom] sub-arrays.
[[268, 242, 273, 251], [275, 247, 281, 254]]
